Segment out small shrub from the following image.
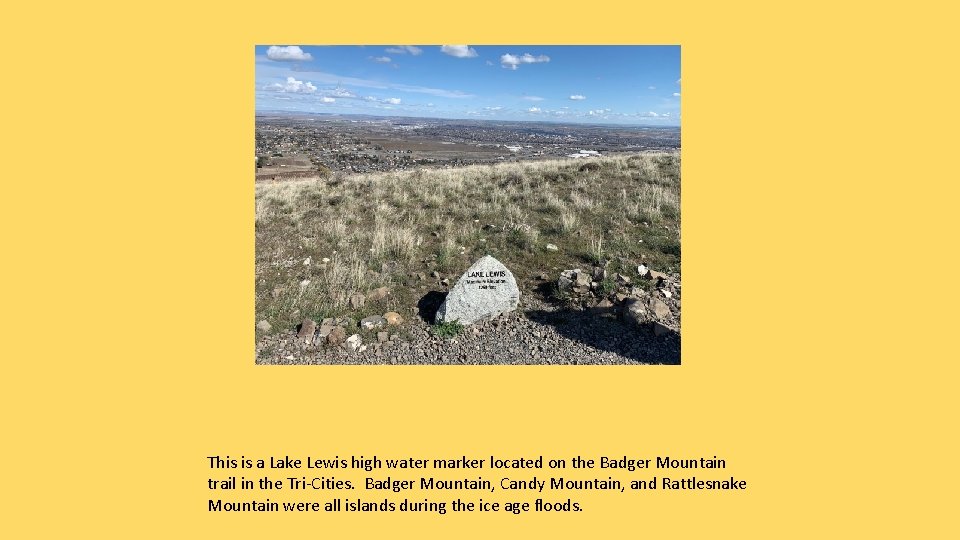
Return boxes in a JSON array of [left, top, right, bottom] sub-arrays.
[[601, 276, 617, 294], [432, 320, 464, 338], [579, 161, 601, 172]]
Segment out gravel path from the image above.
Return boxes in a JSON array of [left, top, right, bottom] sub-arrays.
[[256, 294, 680, 365]]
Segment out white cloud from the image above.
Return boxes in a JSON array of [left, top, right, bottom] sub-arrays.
[[647, 111, 659, 117], [441, 45, 478, 58], [385, 46, 422, 55], [485, 60, 494, 66], [426, 103, 434, 107], [285, 67, 475, 98], [569, 94, 586, 100], [676, 78, 681, 85], [320, 97, 335, 103], [329, 87, 356, 98], [501, 53, 550, 70], [522, 95, 544, 101], [528, 107, 541, 113], [672, 92, 681, 97], [484, 106, 503, 111], [266, 46, 312, 62], [370, 56, 392, 63], [362, 96, 401, 105], [648, 86, 656, 90], [263, 76, 317, 93]]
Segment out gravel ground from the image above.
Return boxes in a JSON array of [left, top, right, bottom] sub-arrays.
[[256, 292, 680, 365]]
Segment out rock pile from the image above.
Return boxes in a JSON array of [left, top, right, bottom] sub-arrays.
[[291, 309, 404, 353], [557, 264, 680, 335]]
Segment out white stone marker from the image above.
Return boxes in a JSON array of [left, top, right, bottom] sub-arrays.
[[435, 255, 520, 325]]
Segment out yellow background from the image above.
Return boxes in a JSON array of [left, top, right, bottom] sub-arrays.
[[3, 1, 958, 537]]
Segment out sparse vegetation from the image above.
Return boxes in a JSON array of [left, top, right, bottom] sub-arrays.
[[432, 320, 465, 338], [256, 152, 680, 333]]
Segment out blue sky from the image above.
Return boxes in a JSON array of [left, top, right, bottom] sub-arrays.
[[255, 45, 680, 126]]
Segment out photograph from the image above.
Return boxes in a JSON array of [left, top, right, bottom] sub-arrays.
[[254, 45, 681, 365]]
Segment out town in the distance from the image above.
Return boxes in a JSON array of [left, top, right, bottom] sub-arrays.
[[256, 113, 680, 180]]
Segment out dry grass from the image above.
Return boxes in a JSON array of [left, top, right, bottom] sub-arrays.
[[256, 152, 680, 333]]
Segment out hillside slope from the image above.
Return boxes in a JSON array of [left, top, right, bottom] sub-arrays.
[[256, 152, 680, 364]]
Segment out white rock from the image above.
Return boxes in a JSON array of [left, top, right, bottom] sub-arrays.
[[546, 243, 559, 252], [303, 257, 311, 266], [322, 257, 331, 263], [661, 289, 672, 299], [435, 255, 520, 325], [637, 264, 649, 277], [299, 279, 310, 288], [346, 334, 362, 351]]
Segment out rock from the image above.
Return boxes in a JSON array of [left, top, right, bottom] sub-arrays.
[[377, 331, 389, 343], [545, 243, 559, 252], [660, 289, 673, 299], [637, 264, 649, 277], [649, 270, 669, 282], [558, 271, 573, 293], [346, 334, 363, 351], [650, 298, 671, 320], [591, 298, 616, 317], [435, 255, 521, 325], [336, 316, 356, 329], [538, 272, 549, 280], [256, 320, 272, 332], [616, 273, 632, 285], [389, 334, 398, 341], [440, 278, 450, 287], [414, 272, 426, 281], [431, 271, 440, 278], [303, 257, 311, 266], [384, 312, 403, 325], [592, 266, 607, 281], [574, 270, 590, 287], [360, 316, 387, 330], [315, 324, 337, 345], [652, 321, 674, 337], [367, 286, 390, 302], [321, 257, 330, 263], [622, 298, 648, 326], [326, 326, 346, 345], [349, 293, 365, 309], [321, 318, 334, 326], [296, 319, 317, 342]]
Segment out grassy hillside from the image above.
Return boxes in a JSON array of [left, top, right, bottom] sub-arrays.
[[256, 152, 680, 337]]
